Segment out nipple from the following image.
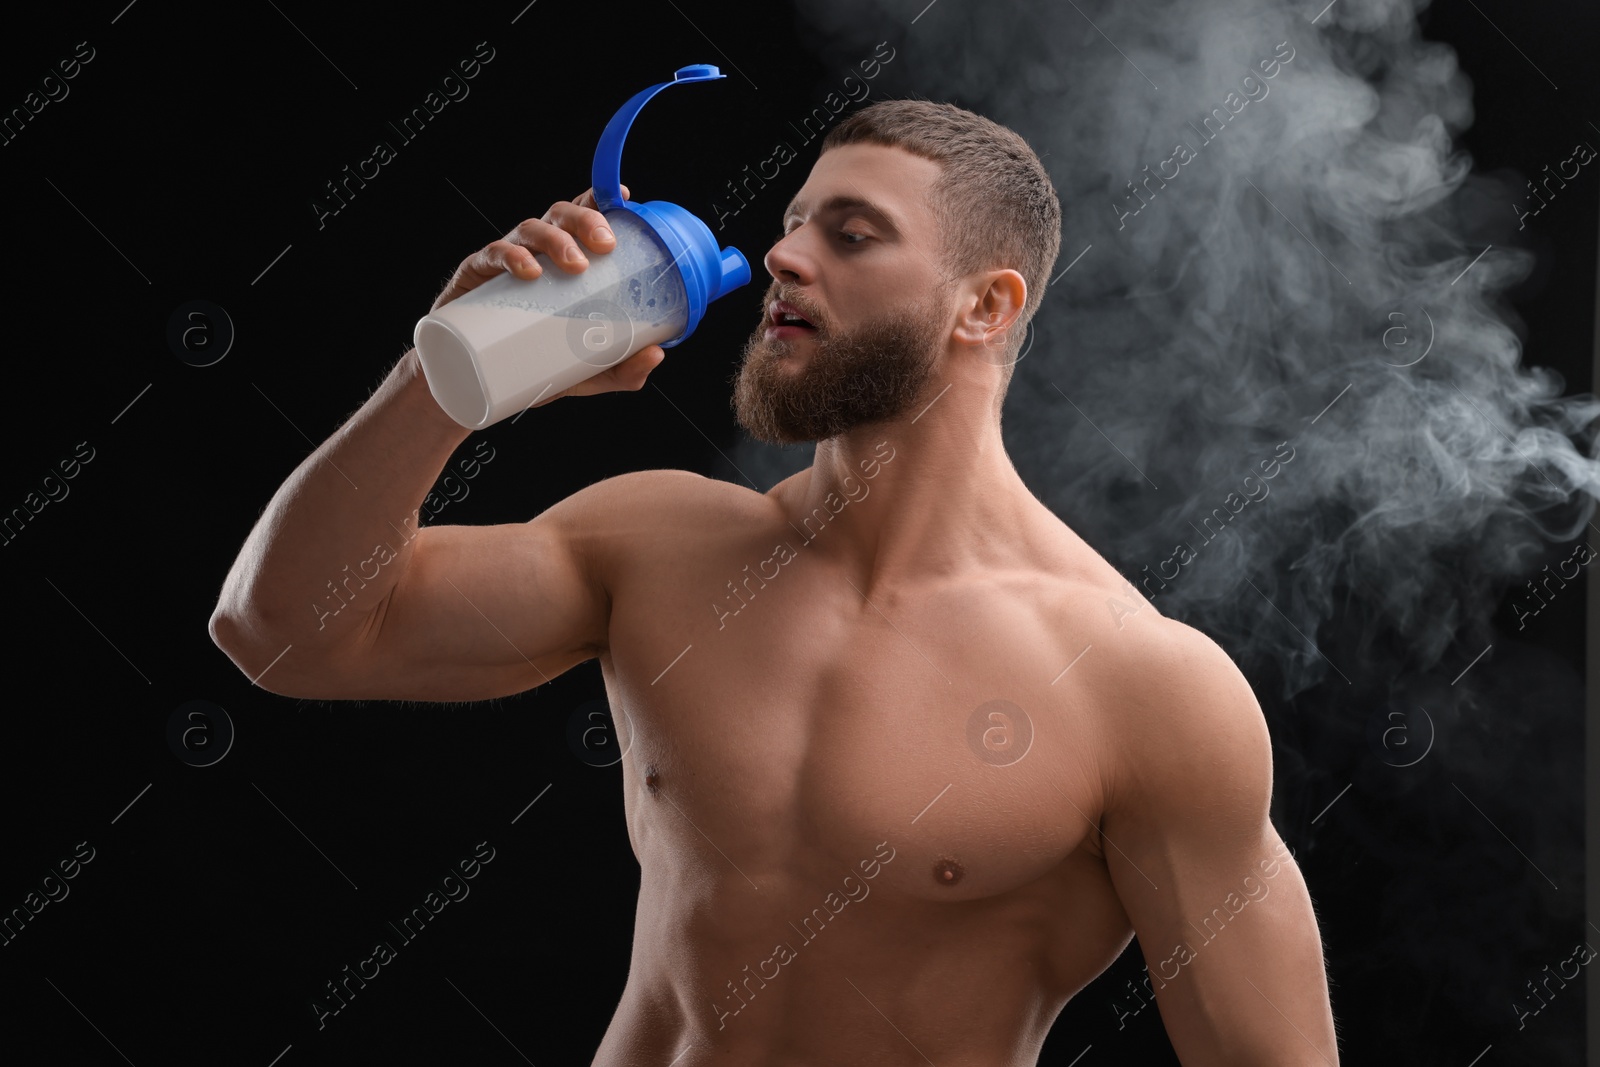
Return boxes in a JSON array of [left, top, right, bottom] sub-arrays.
[[644, 764, 661, 795], [933, 858, 965, 886]]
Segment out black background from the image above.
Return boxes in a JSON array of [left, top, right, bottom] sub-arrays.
[[0, 1, 1595, 1064]]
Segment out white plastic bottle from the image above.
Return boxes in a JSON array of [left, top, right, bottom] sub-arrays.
[[413, 64, 749, 430]]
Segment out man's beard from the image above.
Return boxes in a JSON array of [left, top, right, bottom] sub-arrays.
[[732, 290, 948, 445]]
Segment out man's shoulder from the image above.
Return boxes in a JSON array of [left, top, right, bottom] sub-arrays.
[[578, 467, 768, 516], [1096, 613, 1251, 711], [559, 467, 781, 582], [1016, 540, 1268, 776], [1084, 612, 1273, 815]]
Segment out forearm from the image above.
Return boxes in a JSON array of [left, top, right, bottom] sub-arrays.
[[210, 348, 471, 655]]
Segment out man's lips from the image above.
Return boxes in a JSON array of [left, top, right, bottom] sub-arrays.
[[765, 323, 818, 340], [769, 299, 821, 329]]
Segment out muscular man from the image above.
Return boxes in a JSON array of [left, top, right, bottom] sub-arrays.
[[210, 99, 1339, 1065]]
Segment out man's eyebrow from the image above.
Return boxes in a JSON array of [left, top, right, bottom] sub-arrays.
[[781, 194, 902, 235]]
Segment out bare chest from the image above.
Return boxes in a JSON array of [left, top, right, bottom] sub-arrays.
[[599, 544, 1110, 904]]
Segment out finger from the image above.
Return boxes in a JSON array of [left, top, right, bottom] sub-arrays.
[[584, 184, 630, 202], [615, 345, 664, 390], [492, 182, 636, 282], [540, 343, 662, 403], [476, 238, 542, 279], [503, 216, 595, 273], [545, 201, 617, 254], [575, 184, 630, 208]]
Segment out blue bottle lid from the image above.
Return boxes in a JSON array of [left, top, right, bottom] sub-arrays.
[[590, 65, 752, 348]]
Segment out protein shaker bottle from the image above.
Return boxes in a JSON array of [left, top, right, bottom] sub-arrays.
[[413, 64, 751, 430]]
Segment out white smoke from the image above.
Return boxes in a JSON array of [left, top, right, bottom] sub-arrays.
[[724, 0, 1600, 699]]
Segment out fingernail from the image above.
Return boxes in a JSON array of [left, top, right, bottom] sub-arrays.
[[593, 225, 614, 243], [565, 246, 585, 264]]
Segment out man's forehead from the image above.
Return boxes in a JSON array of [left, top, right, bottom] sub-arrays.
[[783, 144, 939, 227]]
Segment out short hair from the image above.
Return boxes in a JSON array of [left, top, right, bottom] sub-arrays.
[[820, 98, 1063, 387]]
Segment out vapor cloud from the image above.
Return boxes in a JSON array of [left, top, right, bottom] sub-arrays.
[[729, 0, 1600, 700]]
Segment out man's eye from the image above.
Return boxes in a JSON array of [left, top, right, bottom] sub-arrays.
[[839, 231, 868, 244]]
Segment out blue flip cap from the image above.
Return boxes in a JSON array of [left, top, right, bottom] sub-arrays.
[[591, 64, 752, 348]]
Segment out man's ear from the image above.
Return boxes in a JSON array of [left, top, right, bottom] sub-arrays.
[[952, 269, 1027, 349]]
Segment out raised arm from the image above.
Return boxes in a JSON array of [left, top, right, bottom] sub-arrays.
[[1097, 621, 1340, 1066], [209, 185, 668, 702]]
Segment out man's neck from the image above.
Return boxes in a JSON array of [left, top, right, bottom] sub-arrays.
[[775, 394, 1041, 595]]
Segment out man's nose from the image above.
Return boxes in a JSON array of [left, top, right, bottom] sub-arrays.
[[764, 230, 812, 284]]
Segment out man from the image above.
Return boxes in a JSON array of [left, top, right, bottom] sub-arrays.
[[210, 99, 1340, 1065]]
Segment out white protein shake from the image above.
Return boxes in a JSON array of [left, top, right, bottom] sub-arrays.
[[416, 209, 689, 429]]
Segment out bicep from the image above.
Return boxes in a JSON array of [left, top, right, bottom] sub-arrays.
[[307, 489, 618, 704], [1108, 821, 1334, 1065], [1100, 629, 1338, 1065], [358, 517, 608, 701]]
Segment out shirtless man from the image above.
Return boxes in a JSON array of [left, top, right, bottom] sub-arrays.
[[210, 99, 1339, 1065]]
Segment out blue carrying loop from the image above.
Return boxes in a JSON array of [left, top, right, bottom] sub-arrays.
[[585, 64, 751, 348], [591, 64, 726, 212]]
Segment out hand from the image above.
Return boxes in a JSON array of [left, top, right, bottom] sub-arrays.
[[430, 185, 666, 405]]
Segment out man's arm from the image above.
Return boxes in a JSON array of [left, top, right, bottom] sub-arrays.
[[1097, 621, 1339, 1066], [208, 349, 603, 701], [208, 185, 669, 702]]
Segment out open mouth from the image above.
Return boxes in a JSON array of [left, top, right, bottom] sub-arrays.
[[768, 300, 820, 336]]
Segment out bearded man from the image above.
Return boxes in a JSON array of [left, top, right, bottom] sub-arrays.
[[211, 98, 1340, 1066]]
